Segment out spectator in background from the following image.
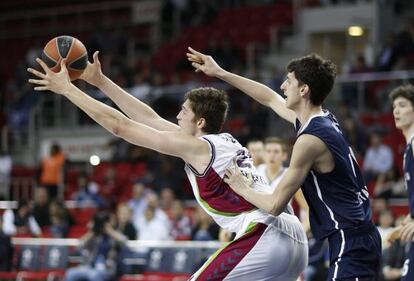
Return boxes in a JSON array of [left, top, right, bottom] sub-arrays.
[[128, 180, 150, 229], [113, 203, 136, 240], [2, 200, 41, 237], [170, 200, 192, 240], [0, 147, 12, 200], [32, 186, 50, 228], [64, 211, 127, 281], [159, 187, 176, 211], [363, 132, 394, 183], [191, 206, 220, 241], [381, 216, 407, 281], [40, 143, 65, 199], [49, 200, 72, 238], [136, 201, 171, 241], [377, 210, 396, 251], [72, 173, 107, 208], [246, 139, 264, 167], [0, 216, 13, 271]]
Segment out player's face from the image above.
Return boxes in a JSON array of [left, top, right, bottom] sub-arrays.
[[281, 72, 302, 109], [264, 143, 286, 167], [392, 96, 414, 131], [177, 99, 197, 135]]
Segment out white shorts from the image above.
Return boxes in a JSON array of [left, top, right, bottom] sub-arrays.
[[190, 213, 308, 281]]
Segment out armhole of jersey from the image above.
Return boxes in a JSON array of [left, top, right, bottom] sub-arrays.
[[299, 132, 337, 175], [186, 137, 216, 177]]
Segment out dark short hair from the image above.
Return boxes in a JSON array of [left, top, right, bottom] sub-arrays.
[[185, 87, 229, 134], [287, 54, 337, 106], [389, 84, 414, 107], [264, 137, 288, 153]]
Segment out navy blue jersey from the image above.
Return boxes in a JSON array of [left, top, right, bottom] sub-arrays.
[[403, 136, 414, 217], [295, 110, 372, 240]]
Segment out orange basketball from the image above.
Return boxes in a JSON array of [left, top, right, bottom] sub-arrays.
[[41, 35, 88, 81]]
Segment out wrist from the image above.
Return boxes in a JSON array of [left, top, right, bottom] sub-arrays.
[[215, 68, 228, 79], [94, 73, 106, 88]]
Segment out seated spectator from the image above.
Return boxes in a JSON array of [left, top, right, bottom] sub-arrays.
[[128, 180, 150, 228], [0, 216, 13, 271], [72, 173, 106, 208], [64, 211, 128, 281], [112, 203, 137, 240], [2, 200, 41, 236], [49, 200, 71, 238], [32, 186, 51, 227], [191, 206, 219, 241], [137, 203, 171, 241], [170, 200, 192, 240], [363, 132, 394, 183], [377, 210, 395, 250], [381, 216, 406, 281], [159, 187, 176, 212]]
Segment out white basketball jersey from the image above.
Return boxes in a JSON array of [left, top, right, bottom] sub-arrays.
[[185, 133, 278, 237]]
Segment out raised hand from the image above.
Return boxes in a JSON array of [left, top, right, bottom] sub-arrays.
[[79, 51, 104, 87], [186, 46, 225, 77], [27, 58, 72, 95]]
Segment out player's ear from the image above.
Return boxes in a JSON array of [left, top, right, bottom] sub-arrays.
[[300, 84, 309, 96], [197, 118, 206, 129]]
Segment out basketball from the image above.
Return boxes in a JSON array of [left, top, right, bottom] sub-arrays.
[[41, 35, 88, 81]]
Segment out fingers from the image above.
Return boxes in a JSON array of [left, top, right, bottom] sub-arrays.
[[191, 62, 203, 72], [188, 46, 203, 56], [93, 51, 100, 64], [35, 58, 51, 74], [34, 86, 49, 91], [28, 78, 48, 85], [60, 59, 68, 72], [186, 53, 204, 64], [27, 67, 46, 79]]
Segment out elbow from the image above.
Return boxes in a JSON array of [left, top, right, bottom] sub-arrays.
[[269, 201, 283, 216], [111, 117, 126, 137]]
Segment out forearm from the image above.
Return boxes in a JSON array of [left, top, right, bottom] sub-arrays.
[[63, 84, 127, 136], [238, 185, 286, 216], [217, 70, 281, 108], [97, 76, 160, 126]]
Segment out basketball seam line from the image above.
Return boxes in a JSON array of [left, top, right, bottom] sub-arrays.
[[70, 49, 87, 64], [68, 53, 87, 70], [43, 52, 58, 64]]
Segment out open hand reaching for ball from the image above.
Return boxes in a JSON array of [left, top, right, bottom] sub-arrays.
[[28, 58, 72, 96], [79, 51, 105, 87]]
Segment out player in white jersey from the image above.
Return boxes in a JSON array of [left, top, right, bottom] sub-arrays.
[[256, 137, 288, 192], [28, 55, 307, 280]]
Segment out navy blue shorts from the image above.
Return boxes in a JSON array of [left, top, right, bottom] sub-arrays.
[[327, 223, 382, 280], [401, 242, 414, 281]]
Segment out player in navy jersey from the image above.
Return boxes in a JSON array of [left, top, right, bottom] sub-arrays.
[[389, 84, 414, 281], [188, 47, 382, 280]]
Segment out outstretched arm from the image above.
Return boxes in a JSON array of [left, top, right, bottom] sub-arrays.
[[225, 135, 323, 215], [79, 51, 179, 132], [187, 47, 296, 124], [28, 59, 208, 164]]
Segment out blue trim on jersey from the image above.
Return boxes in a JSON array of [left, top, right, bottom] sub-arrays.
[[296, 110, 372, 240]]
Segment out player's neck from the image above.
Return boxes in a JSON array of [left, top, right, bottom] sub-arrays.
[[403, 125, 414, 142], [297, 104, 323, 125]]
